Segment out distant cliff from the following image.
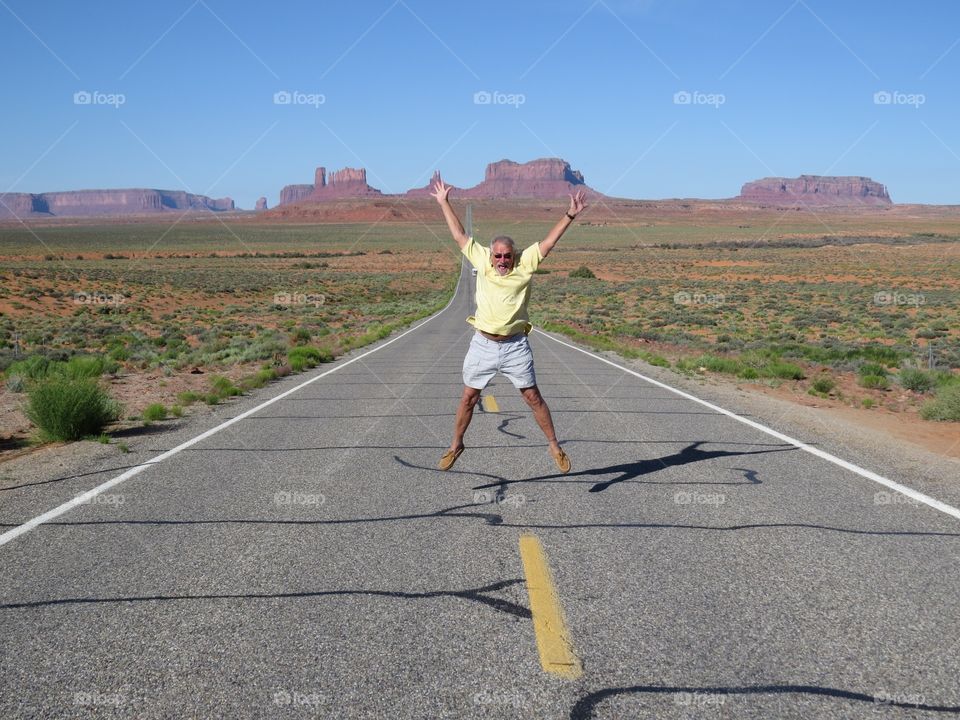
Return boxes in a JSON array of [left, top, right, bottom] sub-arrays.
[[738, 175, 891, 206], [278, 166, 383, 205], [406, 158, 598, 200], [0, 189, 235, 218], [280, 158, 601, 205]]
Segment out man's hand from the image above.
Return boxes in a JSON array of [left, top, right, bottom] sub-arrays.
[[431, 175, 453, 205], [539, 190, 587, 259], [567, 190, 587, 218], [432, 172, 468, 249]]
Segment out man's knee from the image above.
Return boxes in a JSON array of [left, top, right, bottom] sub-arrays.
[[461, 388, 482, 409], [520, 386, 543, 407]]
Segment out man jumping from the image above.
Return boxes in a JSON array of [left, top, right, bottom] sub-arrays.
[[432, 174, 586, 473]]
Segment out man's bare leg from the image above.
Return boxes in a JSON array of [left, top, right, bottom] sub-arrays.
[[519, 385, 561, 454], [448, 386, 482, 453]]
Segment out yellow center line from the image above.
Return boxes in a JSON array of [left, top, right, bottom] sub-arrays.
[[482, 394, 499, 412], [518, 533, 582, 679]]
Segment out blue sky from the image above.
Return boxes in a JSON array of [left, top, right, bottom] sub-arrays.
[[2, 0, 959, 208]]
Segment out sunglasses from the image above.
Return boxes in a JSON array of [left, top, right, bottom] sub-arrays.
[[493, 253, 513, 259]]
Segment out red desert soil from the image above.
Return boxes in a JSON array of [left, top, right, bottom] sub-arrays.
[[742, 381, 959, 460]]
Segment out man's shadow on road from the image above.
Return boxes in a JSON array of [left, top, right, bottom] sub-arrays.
[[473, 441, 795, 493]]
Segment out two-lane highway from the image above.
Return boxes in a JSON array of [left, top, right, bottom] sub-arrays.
[[2, 263, 959, 718]]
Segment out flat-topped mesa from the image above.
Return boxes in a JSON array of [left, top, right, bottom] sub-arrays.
[[279, 166, 383, 204], [0, 189, 234, 218], [738, 175, 892, 206], [405, 158, 601, 199], [279, 184, 314, 206]]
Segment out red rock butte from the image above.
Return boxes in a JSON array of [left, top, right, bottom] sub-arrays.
[[279, 158, 602, 206], [279, 166, 384, 205], [738, 175, 892, 206]]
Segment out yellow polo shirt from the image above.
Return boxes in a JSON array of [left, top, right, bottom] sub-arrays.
[[462, 237, 543, 336]]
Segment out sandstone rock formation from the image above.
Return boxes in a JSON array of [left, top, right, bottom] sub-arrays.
[[406, 159, 600, 200], [278, 166, 383, 205], [0, 189, 235, 218], [278, 158, 601, 205], [255, 196, 268, 211], [738, 175, 891, 206], [279, 185, 314, 206]]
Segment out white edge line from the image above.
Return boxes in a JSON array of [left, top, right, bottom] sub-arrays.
[[0, 266, 466, 549], [534, 330, 960, 522]]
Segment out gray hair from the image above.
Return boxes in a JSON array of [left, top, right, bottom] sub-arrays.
[[491, 236, 515, 251]]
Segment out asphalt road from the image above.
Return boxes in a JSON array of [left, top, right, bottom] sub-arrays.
[[2, 263, 959, 719]]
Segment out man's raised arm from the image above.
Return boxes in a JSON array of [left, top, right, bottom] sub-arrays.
[[431, 175, 469, 250], [538, 190, 587, 259]]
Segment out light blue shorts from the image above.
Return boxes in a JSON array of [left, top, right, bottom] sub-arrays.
[[462, 332, 537, 390]]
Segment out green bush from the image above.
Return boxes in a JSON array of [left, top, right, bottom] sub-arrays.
[[5, 355, 51, 381], [25, 377, 121, 441], [899, 368, 934, 393], [698, 355, 742, 374], [569, 266, 596, 279], [920, 385, 960, 421], [765, 361, 805, 380], [177, 390, 203, 405], [288, 345, 332, 370], [63, 355, 112, 379], [239, 368, 278, 390], [859, 374, 889, 390], [858, 363, 888, 378], [142, 403, 168, 422], [210, 375, 242, 398], [812, 376, 836, 394]]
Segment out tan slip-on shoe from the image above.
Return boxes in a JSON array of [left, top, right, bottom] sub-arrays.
[[438, 446, 464, 471], [550, 446, 571, 473]]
